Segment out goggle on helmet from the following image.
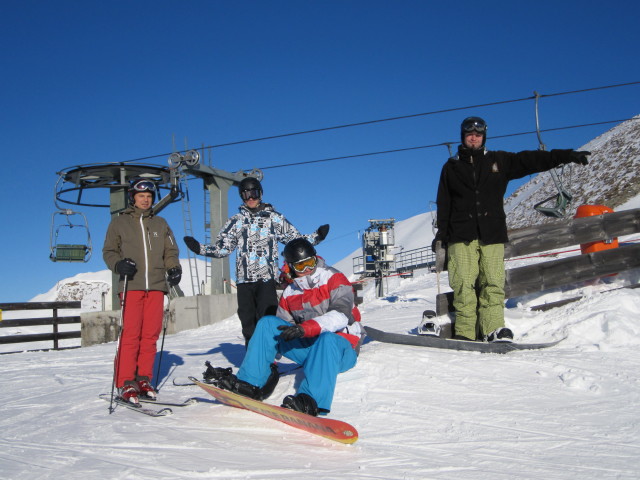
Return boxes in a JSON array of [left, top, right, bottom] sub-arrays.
[[460, 116, 487, 147], [129, 179, 157, 204], [238, 177, 263, 202]]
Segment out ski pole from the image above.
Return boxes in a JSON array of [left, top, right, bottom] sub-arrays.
[[109, 274, 128, 414], [154, 273, 173, 391], [154, 302, 169, 392]]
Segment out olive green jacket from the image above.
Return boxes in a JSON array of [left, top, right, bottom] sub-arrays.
[[103, 206, 180, 293]]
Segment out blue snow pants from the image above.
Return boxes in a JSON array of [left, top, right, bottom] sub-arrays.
[[237, 315, 358, 412]]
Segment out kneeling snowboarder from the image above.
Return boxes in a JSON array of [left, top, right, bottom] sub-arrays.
[[204, 238, 363, 416]]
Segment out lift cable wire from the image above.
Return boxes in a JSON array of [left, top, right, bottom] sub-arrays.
[[115, 81, 639, 165], [256, 118, 637, 171]]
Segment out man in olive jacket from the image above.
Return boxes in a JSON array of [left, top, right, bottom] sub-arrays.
[[434, 116, 590, 342], [103, 179, 182, 404]]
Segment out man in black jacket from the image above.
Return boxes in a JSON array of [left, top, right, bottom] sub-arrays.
[[433, 116, 589, 342]]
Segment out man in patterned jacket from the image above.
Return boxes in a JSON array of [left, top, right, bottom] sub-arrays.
[[206, 238, 362, 416], [184, 177, 329, 344]]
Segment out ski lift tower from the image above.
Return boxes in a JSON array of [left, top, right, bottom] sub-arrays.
[[361, 218, 396, 297]]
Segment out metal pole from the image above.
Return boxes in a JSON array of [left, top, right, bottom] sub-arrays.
[[109, 275, 128, 414], [154, 292, 170, 392]]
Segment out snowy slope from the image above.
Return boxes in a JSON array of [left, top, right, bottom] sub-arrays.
[[2, 257, 640, 479]]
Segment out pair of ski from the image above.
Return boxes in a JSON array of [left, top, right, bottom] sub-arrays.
[[366, 309, 562, 354], [99, 361, 303, 416]]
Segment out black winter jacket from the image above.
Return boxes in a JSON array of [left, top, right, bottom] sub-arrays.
[[436, 146, 574, 245]]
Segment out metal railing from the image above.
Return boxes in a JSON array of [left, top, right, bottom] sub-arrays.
[[353, 245, 435, 275]]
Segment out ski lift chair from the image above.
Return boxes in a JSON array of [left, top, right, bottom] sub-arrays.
[[50, 210, 92, 262], [531, 90, 574, 219], [533, 168, 573, 218]]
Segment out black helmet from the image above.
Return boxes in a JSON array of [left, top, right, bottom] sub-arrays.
[[128, 178, 156, 205], [238, 177, 263, 201], [283, 238, 317, 274], [460, 116, 487, 147]]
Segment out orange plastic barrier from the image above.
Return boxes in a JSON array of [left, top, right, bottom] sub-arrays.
[[574, 205, 619, 254]]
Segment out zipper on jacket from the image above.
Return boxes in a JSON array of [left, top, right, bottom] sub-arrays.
[[139, 215, 150, 290]]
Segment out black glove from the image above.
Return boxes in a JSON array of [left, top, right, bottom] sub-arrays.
[[166, 267, 182, 286], [568, 150, 590, 166], [115, 258, 137, 276], [183, 236, 202, 255], [315, 224, 330, 242], [277, 324, 305, 341], [431, 233, 446, 252]]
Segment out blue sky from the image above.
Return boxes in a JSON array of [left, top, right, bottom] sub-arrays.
[[2, 1, 638, 302]]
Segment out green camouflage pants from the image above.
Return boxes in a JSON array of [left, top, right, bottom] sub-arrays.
[[447, 240, 505, 340]]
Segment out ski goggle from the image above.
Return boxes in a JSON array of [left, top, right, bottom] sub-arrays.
[[240, 188, 261, 201], [131, 180, 157, 193], [290, 256, 317, 273], [462, 120, 487, 134]]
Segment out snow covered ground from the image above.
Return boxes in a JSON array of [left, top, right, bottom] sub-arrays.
[[2, 255, 640, 479]]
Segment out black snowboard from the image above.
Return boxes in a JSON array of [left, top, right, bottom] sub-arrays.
[[364, 325, 563, 354]]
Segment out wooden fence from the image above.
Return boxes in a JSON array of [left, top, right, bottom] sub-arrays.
[[0, 301, 82, 354]]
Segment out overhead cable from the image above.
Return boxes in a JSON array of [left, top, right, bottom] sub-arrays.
[[258, 118, 637, 170], [115, 81, 640, 164]]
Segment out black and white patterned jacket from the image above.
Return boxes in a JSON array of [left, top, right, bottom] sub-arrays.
[[201, 203, 319, 284]]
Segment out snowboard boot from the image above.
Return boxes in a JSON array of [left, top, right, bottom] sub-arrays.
[[202, 361, 233, 384], [204, 362, 263, 400], [217, 374, 263, 400], [281, 393, 319, 417], [120, 381, 140, 405], [485, 327, 514, 343], [136, 376, 157, 400]]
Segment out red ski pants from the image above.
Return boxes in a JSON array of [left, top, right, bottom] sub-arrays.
[[115, 290, 164, 388]]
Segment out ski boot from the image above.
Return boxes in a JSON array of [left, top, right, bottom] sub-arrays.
[[136, 376, 157, 400], [119, 381, 140, 405]]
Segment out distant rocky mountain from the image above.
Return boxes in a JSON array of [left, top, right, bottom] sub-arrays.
[[505, 116, 640, 229]]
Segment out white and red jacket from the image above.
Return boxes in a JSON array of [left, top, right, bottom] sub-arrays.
[[276, 257, 363, 352]]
